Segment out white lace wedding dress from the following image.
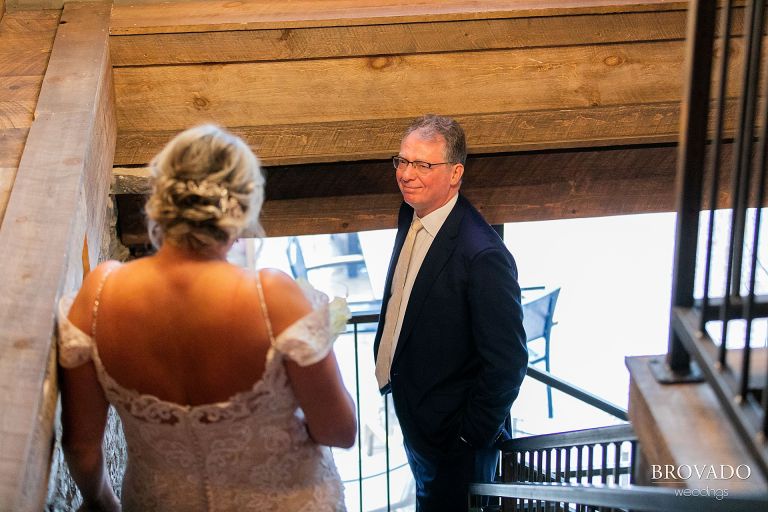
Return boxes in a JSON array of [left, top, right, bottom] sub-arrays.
[[57, 273, 349, 511]]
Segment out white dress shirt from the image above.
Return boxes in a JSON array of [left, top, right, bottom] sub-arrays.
[[387, 193, 459, 364]]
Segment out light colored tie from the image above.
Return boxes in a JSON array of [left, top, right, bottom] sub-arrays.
[[376, 218, 424, 389]]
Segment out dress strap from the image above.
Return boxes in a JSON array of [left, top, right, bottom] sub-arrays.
[[255, 270, 276, 344], [91, 263, 120, 340]]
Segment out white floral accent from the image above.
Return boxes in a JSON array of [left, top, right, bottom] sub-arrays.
[[273, 280, 351, 367]]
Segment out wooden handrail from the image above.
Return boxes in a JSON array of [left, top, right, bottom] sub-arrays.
[[470, 482, 768, 511]]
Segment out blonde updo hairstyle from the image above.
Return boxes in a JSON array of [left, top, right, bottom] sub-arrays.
[[145, 124, 264, 253]]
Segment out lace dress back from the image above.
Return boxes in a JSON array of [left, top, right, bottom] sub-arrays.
[[57, 268, 347, 511]]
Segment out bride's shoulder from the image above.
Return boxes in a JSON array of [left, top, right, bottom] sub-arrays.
[[66, 261, 123, 330], [256, 267, 299, 290], [256, 268, 313, 328]]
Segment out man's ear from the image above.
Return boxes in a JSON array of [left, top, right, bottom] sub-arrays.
[[450, 163, 464, 186]]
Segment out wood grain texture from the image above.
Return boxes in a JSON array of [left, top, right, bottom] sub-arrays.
[[0, 128, 28, 166], [115, 140, 753, 241], [627, 355, 767, 491], [110, 4, 745, 167], [0, 10, 59, 77], [6, 0, 69, 9], [115, 144, 686, 241], [0, 78, 39, 129], [0, 8, 57, 208], [0, 3, 114, 510], [114, 96, 744, 167], [114, 40, 691, 132], [110, 9, 692, 66], [0, 166, 16, 224], [109, 0, 689, 34]]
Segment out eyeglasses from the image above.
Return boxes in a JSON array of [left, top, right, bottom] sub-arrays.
[[392, 156, 453, 174]]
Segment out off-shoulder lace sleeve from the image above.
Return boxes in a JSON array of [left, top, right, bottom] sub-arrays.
[[272, 281, 350, 367], [57, 293, 94, 368]]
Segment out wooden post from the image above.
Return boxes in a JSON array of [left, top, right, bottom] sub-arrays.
[[0, 3, 114, 510]]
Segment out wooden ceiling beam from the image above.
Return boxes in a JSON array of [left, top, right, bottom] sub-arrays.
[[110, 8, 696, 66], [109, 2, 743, 168], [114, 144, 697, 243]]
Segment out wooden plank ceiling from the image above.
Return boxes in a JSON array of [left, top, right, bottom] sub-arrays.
[[0, 8, 59, 225], [106, 0, 742, 245]]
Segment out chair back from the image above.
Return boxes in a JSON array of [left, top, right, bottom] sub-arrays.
[[523, 287, 560, 343], [286, 236, 308, 279]]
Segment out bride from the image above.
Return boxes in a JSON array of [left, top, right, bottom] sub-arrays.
[[58, 124, 356, 511]]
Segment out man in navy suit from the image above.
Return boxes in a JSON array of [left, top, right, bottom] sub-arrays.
[[373, 115, 528, 511]]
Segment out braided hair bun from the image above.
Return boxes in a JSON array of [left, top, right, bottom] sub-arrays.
[[145, 125, 264, 252]]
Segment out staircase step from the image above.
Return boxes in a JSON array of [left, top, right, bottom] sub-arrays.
[[626, 355, 766, 491]]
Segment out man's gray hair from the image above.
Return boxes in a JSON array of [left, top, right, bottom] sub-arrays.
[[404, 114, 467, 165]]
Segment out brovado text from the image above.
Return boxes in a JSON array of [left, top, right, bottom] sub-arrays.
[[652, 464, 751, 481]]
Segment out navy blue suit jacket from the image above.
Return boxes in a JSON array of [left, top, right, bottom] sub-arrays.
[[373, 195, 528, 458]]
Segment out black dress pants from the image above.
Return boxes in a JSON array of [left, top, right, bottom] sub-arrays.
[[403, 438, 499, 512]]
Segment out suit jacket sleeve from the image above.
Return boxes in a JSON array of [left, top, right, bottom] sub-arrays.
[[459, 247, 528, 448]]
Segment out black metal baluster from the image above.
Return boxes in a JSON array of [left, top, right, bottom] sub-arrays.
[[667, 0, 718, 372], [763, 328, 768, 435], [740, 2, 768, 401], [527, 450, 533, 512], [537, 449, 544, 512], [384, 394, 391, 512], [564, 446, 572, 512], [555, 447, 562, 512], [600, 443, 609, 485], [576, 446, 584, 512], [544, 448, 552, 512], [701, 0, 733, 335], [516, 451, 523, 511], [720, 0, 765, 359], [352, 323, 364, 512]]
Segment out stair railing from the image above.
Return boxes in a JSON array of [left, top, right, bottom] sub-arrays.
[[655, 0, 768, 480], [469, 425, 768, 511]]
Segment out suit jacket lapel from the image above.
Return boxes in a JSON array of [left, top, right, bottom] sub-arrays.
[[392, 195, 467, 364]]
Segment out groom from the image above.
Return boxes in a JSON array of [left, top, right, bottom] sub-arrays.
[[373, 114, 528, 511]]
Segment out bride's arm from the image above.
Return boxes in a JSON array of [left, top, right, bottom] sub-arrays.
[[61, 364, 121, 512], [260, 270, 357, 448], [285, 353, 357, 448], [61, 265, 121, 512]]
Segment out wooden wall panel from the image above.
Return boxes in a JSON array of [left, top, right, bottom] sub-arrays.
[[110, 9, 695, 66], [110, 2, 745, 167], [115, 103, 687, 166], [115, 141, 750, 242], [114, 41, 690, 132], [0, 3, 114, 510], [109, 0, 688, 34], [114, 145, 685, 241]]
